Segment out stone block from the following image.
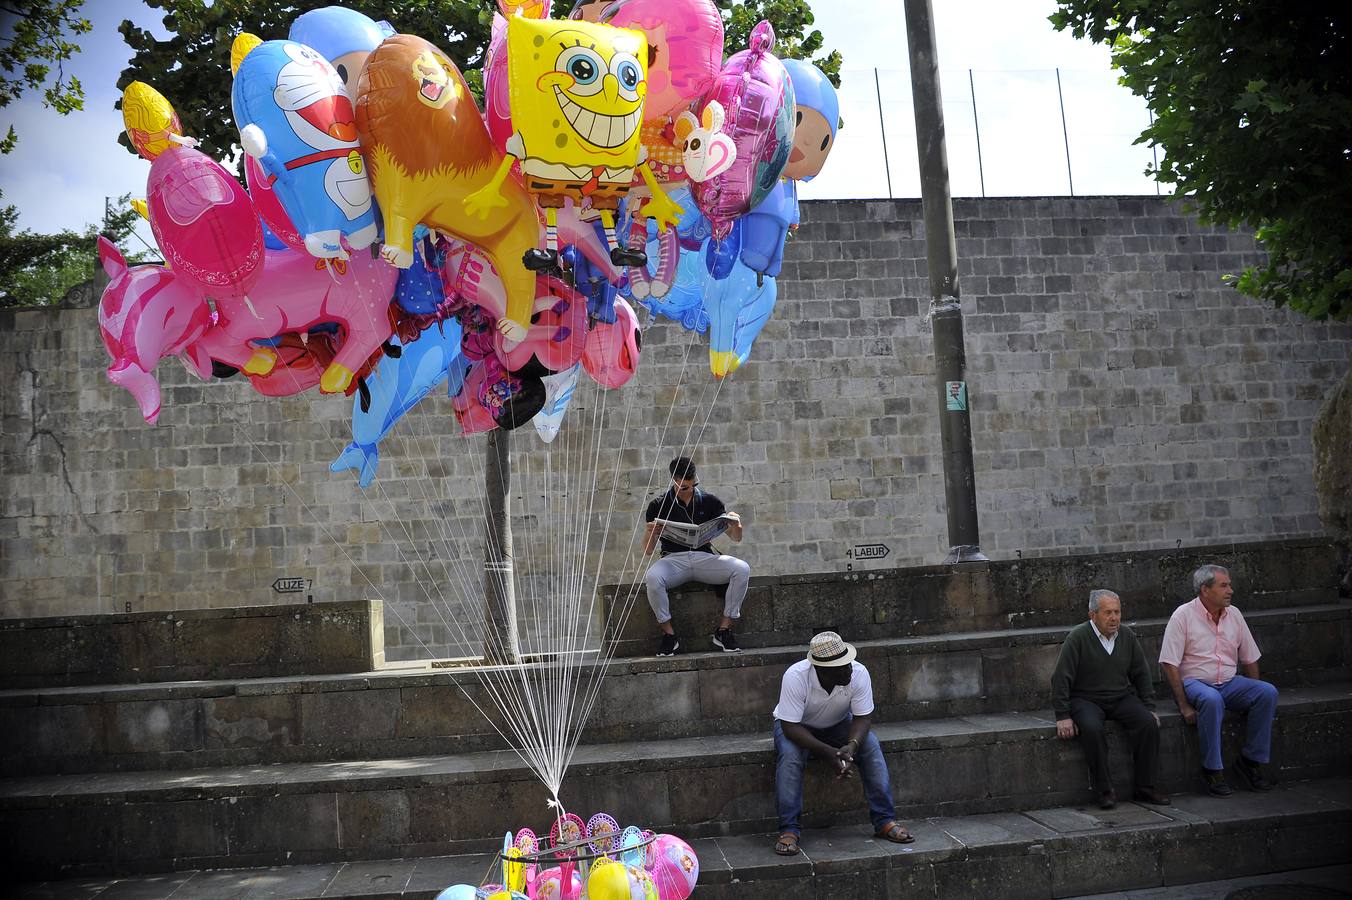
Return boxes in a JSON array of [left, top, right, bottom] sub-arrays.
[[931, 851, 1051, 900], [106, 699, 204, 755]]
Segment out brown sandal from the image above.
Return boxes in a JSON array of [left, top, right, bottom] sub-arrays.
[[774, 832, 801, 855], [875, 821, 915, 844]]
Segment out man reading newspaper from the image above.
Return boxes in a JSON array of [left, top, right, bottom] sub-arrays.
[[642, 456, 749, 656]]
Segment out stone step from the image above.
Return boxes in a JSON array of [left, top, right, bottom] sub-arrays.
[[4, 684, 1348, 880], [11, 779, 1352, 899], [5, 604, 1347, 776], [601, 536, 1343, 657]]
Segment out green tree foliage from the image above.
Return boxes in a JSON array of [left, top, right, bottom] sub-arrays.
[[0, 192, 146, 308], [118, 0, 841, 160], [1051, 1, 1352, 320], [0, 0, 92, 152], [717, 0, 841, 87]]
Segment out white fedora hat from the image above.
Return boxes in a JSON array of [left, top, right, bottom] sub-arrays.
[[807, 631, 857, 667]]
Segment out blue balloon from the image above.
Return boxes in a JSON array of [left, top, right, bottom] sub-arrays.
[[289, 7, 388, 62], [739, 179, 797, 280], [394, 233, 446, 315], [432, 886, 477, 900], [232, 40, 379, 258], [705, 255, 777, 377], [562, 219, 619, 324], [782, 59, 840, 147], [330, 320, 465, 488]]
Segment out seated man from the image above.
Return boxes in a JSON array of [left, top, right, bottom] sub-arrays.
[[1159, 564, 1278, 796], [771, 631, 913, 856], [1051, 589, 1170, 809], [642, 456, 747, 656]]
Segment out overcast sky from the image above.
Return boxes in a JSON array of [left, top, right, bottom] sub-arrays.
[[0, 0, 1160, 239]]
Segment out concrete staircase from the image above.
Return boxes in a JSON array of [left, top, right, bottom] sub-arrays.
[[6, 537, 1351, 897]]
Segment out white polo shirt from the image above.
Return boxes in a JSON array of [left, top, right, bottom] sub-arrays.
[[773, 660, 875, 729]]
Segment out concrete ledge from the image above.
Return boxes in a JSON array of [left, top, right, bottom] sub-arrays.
[[0, 600, 385, 688], [4, 604, 1345, 776], [601, 536, 1343, 657], [3, 685, 1347, 878], [9, 782, 1352, 898]]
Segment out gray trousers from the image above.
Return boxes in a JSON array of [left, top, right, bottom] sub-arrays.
[[644, 551, 751, 624]]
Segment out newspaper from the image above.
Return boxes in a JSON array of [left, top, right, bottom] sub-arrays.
[[653, 514, 735, 549]]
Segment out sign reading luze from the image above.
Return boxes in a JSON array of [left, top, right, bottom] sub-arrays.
[[272, 577, 308, 593]]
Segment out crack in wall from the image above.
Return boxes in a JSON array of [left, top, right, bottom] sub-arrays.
[[23, 353, 99, 533]]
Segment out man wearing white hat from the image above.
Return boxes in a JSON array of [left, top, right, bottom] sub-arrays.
[[771, 631, 913, 856]]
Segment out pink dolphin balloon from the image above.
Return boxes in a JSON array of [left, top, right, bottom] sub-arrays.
[[688, 21, 795, 240], [96, 237, 212, 424], [146, 146, 264, 298], [192, 248, 399, 395]]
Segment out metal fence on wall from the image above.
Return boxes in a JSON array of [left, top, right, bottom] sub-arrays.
[[800, 66, 1168, 202]]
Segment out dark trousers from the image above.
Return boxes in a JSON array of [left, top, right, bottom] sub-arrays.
[[1069, 694, 1159, 793]]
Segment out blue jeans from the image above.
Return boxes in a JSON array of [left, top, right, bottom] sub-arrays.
[[773, 716, 896, 835], [1183, 675, 1279, 771]]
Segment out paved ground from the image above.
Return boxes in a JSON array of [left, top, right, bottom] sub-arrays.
[[1067, 864, 1352, 899]]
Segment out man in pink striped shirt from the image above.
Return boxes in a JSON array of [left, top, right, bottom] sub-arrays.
[[1158, 564, 1278, 796]]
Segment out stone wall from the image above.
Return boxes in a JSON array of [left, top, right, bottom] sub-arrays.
[[3, 197, 1349, 660]]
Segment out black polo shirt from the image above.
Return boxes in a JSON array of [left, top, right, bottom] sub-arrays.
[[645, 488, 726, 556]]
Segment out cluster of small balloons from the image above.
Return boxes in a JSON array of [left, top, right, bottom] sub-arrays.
[[437, 813, 699, 900], [99, 1, 838, 483]]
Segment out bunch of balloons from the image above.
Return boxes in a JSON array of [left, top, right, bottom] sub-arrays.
[[435, 814, 699, 900], [99, 2, 839, 475]]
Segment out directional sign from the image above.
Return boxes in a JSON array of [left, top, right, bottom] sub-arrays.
[[848, 544, 891, 561], [272, 577, 309, 594]]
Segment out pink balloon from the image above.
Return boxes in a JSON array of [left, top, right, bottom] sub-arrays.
[[493, 275, 588, 376], [146, 146, 264, 298], [246, 154, 305, 251], [191, 247, 398, 395], [647, 834, 698, 900], [483, 14, 514, 155], [601, 0, 723, 122], [689, 21, 795, 240], [582, 296, 641, 389], [531, 866, 583, 900], [96, 237, 212, 424]]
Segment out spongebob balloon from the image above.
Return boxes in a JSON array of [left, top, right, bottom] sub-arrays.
[[465, 16, 682, 274]]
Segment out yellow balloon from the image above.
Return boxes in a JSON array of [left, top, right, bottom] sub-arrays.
[[231, 32, 263, 76], [121, 81, 183, 161], [586, 860, 632, 900], [130, 199, 149, 221], [504, 847, 526, 893], [506, 16, 647, 183]]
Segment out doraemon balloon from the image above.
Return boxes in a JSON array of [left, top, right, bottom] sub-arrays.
[[289, 6, 393, 100], [233, 39, 378, 259]]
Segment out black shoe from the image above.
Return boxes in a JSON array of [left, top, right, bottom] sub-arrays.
[[1098, 789, 1117, 810], [522, 248, 561, 273], [1132, 787, 1171, 806], [1235, 756, 1274, 791], [655, 633, 680, 657], [1202, 768, 1233, 797], [711, 628, 741, 652], [610, 246, 648, 268]]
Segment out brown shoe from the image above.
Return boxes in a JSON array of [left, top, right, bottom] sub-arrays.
[[1099, 789, 1117, 810], [1132, 787, 1171, 805]]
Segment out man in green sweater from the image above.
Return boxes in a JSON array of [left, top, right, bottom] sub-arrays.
[[1051, 589, 1171, 809]]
